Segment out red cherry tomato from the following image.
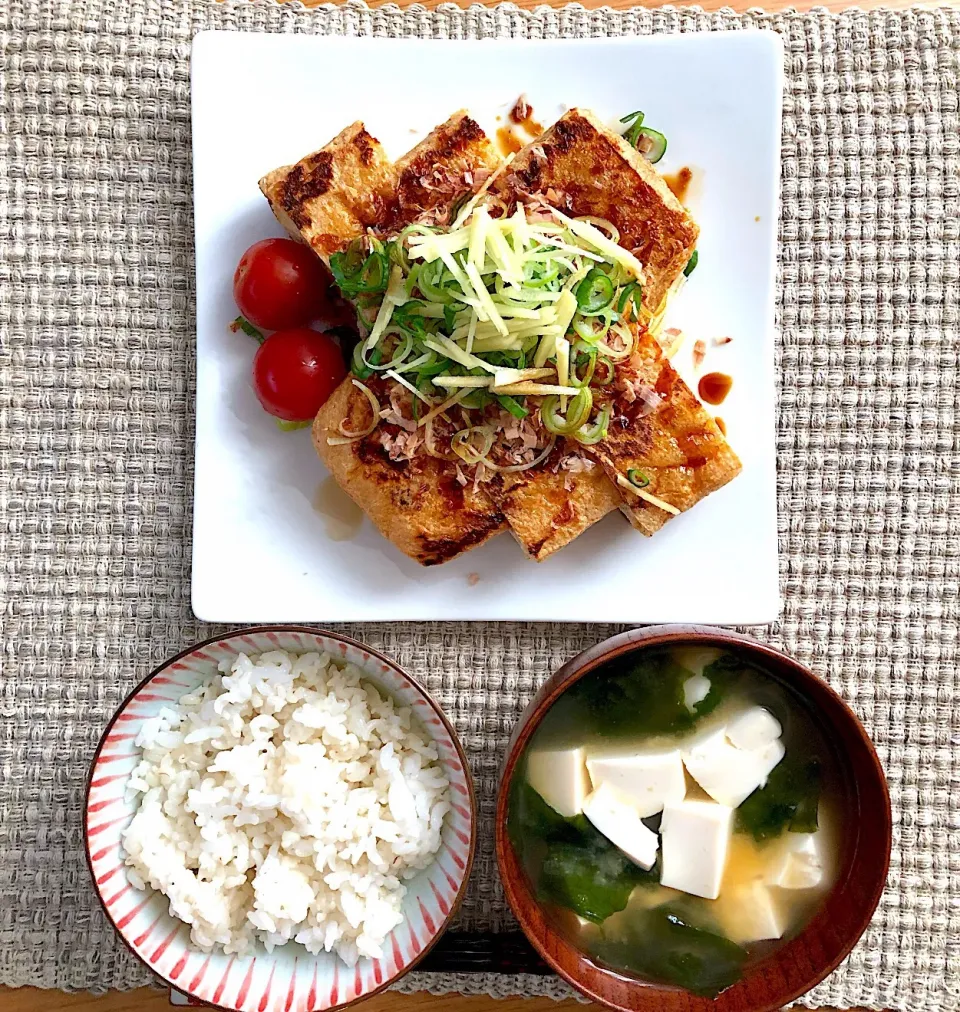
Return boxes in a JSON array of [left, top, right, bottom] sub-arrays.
[[234, 238, 335, 331], [252, 328, 347, 422]]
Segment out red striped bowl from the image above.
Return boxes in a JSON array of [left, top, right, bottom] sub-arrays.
[[85, 627, 475, 1012]]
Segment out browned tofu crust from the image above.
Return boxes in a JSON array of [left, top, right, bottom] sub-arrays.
[[492, 108, 699, 315], [313, 379, 507, 566], [589, 330, 742, 536], [259, 112, 501, 259], [485, 444, 622, 561], [381, 112, 501, 234], [259, 122, 395, 261]]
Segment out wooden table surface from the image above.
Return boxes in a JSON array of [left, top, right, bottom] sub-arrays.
[[4, 0, 939, 1006]]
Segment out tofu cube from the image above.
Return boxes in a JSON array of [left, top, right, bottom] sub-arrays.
[[582, 781, 659, 870], [683, 674, 712, 712], [682, 727, 785, 808], [526, 746, 590, 818], [765, 832, 824, 889], [720, 881, 786, 944], [586, 749, 686, 817], [726, 706, 782, 751], [659, 799, 733, 899]]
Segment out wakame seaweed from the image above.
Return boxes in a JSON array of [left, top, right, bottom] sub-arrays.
[[562, 650, 743, 737], [593, 904, 748, 998], [736, 756, 822, 841], [511, 780, 658, 923]]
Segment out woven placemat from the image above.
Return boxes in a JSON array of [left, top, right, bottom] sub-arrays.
[[1, 0, 959, 1006]]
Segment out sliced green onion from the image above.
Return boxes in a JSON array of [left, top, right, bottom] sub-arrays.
[[330, 244, 390, 297], [392, 301, 428, 337], [616, 281, 642, 321], [404, 263, 421, 297], [593, 358, 616, 386], [452, 425, 495, 465], [361, 330, 412, 372], [620, 109, 646, 147], [572, 316, 605, 344], [627, 468, 651, 488], [575, 268, 615, 315], [461, 389, 490, 410], [352, 344, 380, 380], [443, 304, 459, 334], [541, 387, 593, 436], [496, 394, 529, 419], [330, 238, 365, 282], [683, 250, 699, 277], [637, 127, 667, 164], [418, 259, 462, 304], [275, 418, 312, 431], [573, 404, 612, 445], [356, 251, 390, 293], [571, 346, 597, 387]]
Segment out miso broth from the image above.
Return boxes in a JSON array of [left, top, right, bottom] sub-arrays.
[[508, 645, 844, 998]]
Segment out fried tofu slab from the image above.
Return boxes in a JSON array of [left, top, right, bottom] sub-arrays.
[[312, 381, 506, 566], [260, 123, 394, 262], [260, 112, 500, 261], [485, 446, 622, 561], [592, 330, 742, 536], [263, 115, 507, 565], [482, 108, 703, 557], [493, 109, 699, 316]]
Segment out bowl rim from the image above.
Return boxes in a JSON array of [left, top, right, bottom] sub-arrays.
[[84, 624, 478, 1012], [495, 623, 892, 1012]]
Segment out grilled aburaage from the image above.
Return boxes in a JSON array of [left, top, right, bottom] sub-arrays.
[[260, 109, 741, 565]]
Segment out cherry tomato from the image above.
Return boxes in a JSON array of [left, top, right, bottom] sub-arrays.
[[234, 238, 334, 330], [252, 328, 347, 422]]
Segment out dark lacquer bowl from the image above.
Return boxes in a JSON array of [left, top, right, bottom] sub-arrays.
[[495, 625, 890, 1012]]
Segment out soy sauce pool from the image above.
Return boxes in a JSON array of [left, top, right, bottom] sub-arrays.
[[508, 645, 845, 998]]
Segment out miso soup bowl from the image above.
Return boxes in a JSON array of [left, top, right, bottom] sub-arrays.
[[495, 625, 891, 1012]]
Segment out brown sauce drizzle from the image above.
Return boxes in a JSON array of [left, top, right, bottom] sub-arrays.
[[663, 166, 693, 203], [698, 372, 733, 406], [312, 477, 363, 541], [496, 127, 523, 156]]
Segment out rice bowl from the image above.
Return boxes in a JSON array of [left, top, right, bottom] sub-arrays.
[[85, 628, 475, 1012]]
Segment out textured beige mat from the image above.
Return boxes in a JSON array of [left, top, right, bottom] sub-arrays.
[[1, 0, 959, 1007]]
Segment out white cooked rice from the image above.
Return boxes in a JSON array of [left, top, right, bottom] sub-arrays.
[[121, 649, 451, 965]]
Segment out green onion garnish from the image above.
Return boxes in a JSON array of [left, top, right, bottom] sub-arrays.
[[620, 111, 667, 164], [571, 346, 598, 388], [627, 468, 650, 488], [352, 344, 380, 380], [275, 418, 312, 431], [636, 127, 667, 164], [496, 394, 529, 420], [573, 404, 611, 445], [616, 281, 642, 321], [620, 110, 646, 148], [683, 250, 699, 277], [575, 268, 615, 315], [541, 388, 593, 436], [330, 242, 390, 297]]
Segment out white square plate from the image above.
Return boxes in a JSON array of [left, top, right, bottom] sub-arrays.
[[191, 31, 783, 624]]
